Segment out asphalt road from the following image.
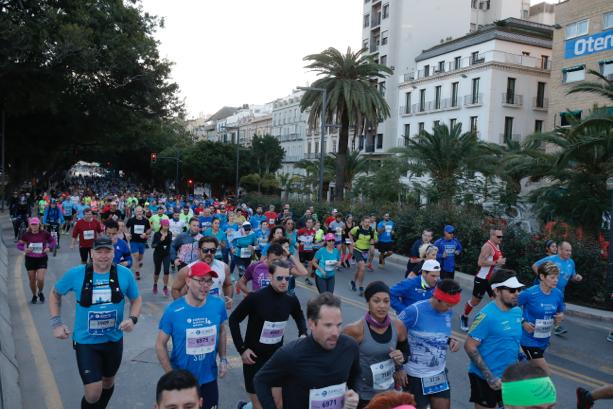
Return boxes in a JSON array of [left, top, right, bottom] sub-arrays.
[[4, 225, 613, 409]]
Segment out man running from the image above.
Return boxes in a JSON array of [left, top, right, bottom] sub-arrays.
[[460, 228, 506, 331], [501, 361, 557, 409], [155, 261, 228, 409], [390, 259, 441, 314], [434, 225, 462, 280], [376, 213, 395, 267], [350, 215, 378, 297], [104, 219, 132, 268], [464, 269, 524, 409], [71, 208, 104, 264], [229, 260, 308, 409], [155, 369, 202, 409], [254, 292, 361, 409], [297, 218, 316, 285], [238, 243, 285, 294], [50, 236, 142, 409], [42, 199, 65, 249], [125, 206, 151, 280]]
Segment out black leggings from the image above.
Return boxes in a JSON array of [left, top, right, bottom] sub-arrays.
[[199, 380, 219, 409], [153, 252, 171, 275], [316, 275, 335, 293]]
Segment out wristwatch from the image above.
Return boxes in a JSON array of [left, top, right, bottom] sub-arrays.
[[129, 315, 138, 325]]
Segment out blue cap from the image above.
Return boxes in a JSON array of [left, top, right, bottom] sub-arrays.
[[444, 225, 455, 233]]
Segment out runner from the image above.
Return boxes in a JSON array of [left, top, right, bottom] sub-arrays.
[[100, 201, 123, 223], [10, 191, 31, 242], [342, 215, 355, 268], [61, 197, 75, 234], [238, 243, 285, 294], [250, 205, 267, 231], [229, 260, 308, 409], [297, 218, 316, 285], [125, 206, 152, 280], [255, 220, 270, 259], [406, 229, 434, 278], [149, 205, 170, 233], [350, 216, 378, 297], [264, 205, 277, 227], [343, 281, 408, 409], [71, 208, 104, 264], [367, 215, 378, 271], [460, 229, 506, 331], [155, 369, 202, 409], [232, 221, 258, 278], [254, 292, 361, 409], [377, 213, 395, 267], [152, 219, 172, 296], [312, 233, 341, 294], [464, 269, 524, 409], [577, 384, 613, 409], [518, 262, 565, 375], [203, 217, 227, 261], [168, 209, 186, 241], [328, 212, 346, 260], [171, 217, 203, 270], [155, 261, 228, 409], [434, 225, 462, 280], [17, 217, 56, 304], [104, 219, 132, 268], [501, 361, 557, 409], [397, 279, 463, 409], [390, 259, 441, 314], [49, 236, 142, 409], [42, 199, 65, 249]]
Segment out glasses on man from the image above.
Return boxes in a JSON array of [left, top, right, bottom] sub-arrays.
[[200, 248, 217, 254], [500, 287, 521, 294], [191, 277, 214, 286], [275, 276, 291, 282], [496, 235, 504, 239]]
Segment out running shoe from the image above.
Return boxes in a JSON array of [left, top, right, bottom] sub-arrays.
[[153, 283, 158, 295], [236, 401, 248, 409], [350, 280, 357, 292], [38, 292, 45, 303], [576, 387, 594, 409], [606, 331, 613, 343], [359, 287, 364, 297], [553, 325, 568, 335], [344, 260, 350, 268], [460, 315, 469, 332], [135, 271, 141, 280], [163, 287, 169, 297], [31, 295, 37, 304], [305, 278, 313, 285]]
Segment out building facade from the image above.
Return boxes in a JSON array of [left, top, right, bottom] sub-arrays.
[[272, 91, 308, 174], [398, 18, 553, 145], [549, 0, 613, 127], [216, 103, 273, 146]]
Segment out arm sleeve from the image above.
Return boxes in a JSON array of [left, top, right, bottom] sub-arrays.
[[152, 232, 161, 248], [291, 297, 307, 336], [254, 346, 291, 409], [228, 294, 253, 353]]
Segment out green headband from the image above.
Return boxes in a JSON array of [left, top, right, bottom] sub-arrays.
[[502, 377, 557, 406]]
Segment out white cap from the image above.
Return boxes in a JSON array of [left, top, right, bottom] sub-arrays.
[[491, 276, 525, 289], [242, 221, 251, 227], [422, 259, 441, 272]]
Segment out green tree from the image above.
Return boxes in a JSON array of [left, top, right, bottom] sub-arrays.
[[324, 151, 371, 195], [300, 47, 392, 200], [276, 173, 300, 202], [248, 135, 285, 175], [354, 157, 409, 203]]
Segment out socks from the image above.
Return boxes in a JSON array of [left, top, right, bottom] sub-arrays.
[[97, 385, 115, 409], [463, 301, 474, 317]]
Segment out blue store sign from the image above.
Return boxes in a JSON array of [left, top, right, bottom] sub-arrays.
[[565, 29, 613, 59]]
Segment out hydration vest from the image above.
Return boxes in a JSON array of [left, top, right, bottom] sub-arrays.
[[78, 263, 124, 307]]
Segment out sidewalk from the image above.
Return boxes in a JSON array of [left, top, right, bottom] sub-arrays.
[[386, 253, 613, 323]]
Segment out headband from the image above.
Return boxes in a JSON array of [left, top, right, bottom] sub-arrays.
[[364, 282, 390, 302], [433, 287, 461, 305], [502, 377, 556, 406]]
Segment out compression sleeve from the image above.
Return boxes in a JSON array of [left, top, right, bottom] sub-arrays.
[[228, 293, 253, 353]]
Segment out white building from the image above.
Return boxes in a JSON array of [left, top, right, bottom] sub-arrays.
[[272, 91, 308, 174], [361, 0, 542, 153], [397, 18, 553, 145], [217, 103, 273, 146]]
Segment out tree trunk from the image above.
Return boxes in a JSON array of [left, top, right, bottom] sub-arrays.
[[335, 111, 350, 201]]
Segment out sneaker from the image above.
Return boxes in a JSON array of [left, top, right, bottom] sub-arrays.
[[163, 287, 169, 297], [606, 331, 613, 343], [236, 401, 248, 409], [359, 287, 364, 297], [553, 325, 567, 336], [460, 315, 469, 332], [38, 292, 45, 303], [135, 271, 141, 280], [153, 284, 158, 295], [367, 263, 374, 272], [350, 280, 357, 292], [31, 295, 37, 304], [305, 278, 313, 286], [576, 387, 594, 409]]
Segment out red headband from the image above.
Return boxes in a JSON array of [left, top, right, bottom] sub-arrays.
[[433, 287, 461, 305]]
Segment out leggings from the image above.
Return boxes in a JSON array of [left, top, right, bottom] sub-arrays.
[[199, 380, 219, 409], [315, 275, 335, 294], [153, 252, 171, 275]]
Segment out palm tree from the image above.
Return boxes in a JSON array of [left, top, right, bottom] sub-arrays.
[[276, 173, 300, 202], [300, 47, 392, 200], [324, 151, 371, 194], [391, 123, 493, 207], [567, 69, 613, 101]]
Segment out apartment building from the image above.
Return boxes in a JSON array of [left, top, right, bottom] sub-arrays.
[[272, 91, 308, 174], [549, 0, 613, 127], [216, 103, 273, 146], [398, 18, 553, 145]]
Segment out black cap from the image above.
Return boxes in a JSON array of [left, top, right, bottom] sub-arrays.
[[92, 236, 113, 250]]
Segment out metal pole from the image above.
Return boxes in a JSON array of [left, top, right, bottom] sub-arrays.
[[235, 130, 240, 199], [175, 150, 179, 195], [1, 109, 5, 212], [318, 90, 327, 202], [607, 189, 613, 293]]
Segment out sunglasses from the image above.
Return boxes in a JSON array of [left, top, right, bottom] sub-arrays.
[[500, 287, 522, 293], [200, 248, 217, 254], [496, 235, 504, 239], [191, 277, 214, 286], [275, 276, 291, 282]]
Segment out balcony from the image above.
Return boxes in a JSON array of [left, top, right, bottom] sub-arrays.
[[370, 42, 379, 53], [464, 94, 483, 107], [399, 105, 412, 116], [371, 13, 381, 28], [408, 98, 462, 115], [502, 93, 523, 107], [532, 97, 549, 111], [364, 143, 376, 153]]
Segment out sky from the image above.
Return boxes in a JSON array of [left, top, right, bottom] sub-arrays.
[[140, 0, 558, 118]]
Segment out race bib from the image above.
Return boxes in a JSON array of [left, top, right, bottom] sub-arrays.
[[259, 276, 271, 288], [345, 238, 352, 244], [88, 310, 117, 335], [259, 320, 288, 344], [370, 359, 395, 391], [533, 318, 554, 339], [133, 225, 145, 234], [240, 247, 252, 258], [421, 371, 449, 395], [269, 219, 275, 225], [83, 230, 95, 240], [324, 259, 337, 272], [335, 227, 343, 236], [28, 242, 43, 254], [303, 236, 314, 251], [385, 225, 392, 233], [309, 382, 345, 409], [186, 326, 216, 355]]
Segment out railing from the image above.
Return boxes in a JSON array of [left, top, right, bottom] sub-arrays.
[[304, 152, 321, 159], [364, 143, 375, 153], [532, 97, 549, 110], [399, 105, 411, 115], [464, 94, 483, 106], [371, 14, 381, 27], [408, 98, 462, 114], [502, 93, 523, 107], [370, 42, 379, 53]]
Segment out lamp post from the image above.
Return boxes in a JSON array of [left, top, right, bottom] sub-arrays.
[[606, 177, 613, 294], [222, 125, 241, 199], [298, 86, 327, 202]]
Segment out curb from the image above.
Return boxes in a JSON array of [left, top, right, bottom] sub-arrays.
[[0, 219, 23, 409], [385, 253, 613, 323]]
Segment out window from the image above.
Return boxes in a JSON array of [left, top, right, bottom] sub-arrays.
[[451, 82, 459, 107], [363, 14, 370, 28], [359, 135, 365, 150], [376, 134, 383, 149], [563, 65, 586, 83], [471, 77, 480, 103], [536, 82, 546, 108], [362, 39, 368, 50], [404, 124, 411, 140], [404, 92, 411, 113], [434, 86, 442, 109], [424, 65, 430, 77], [419, 89, 426, 112], [506, 77, 516, 103], [380, 55, 387, 66], [418, 122, 425, 133], [450, 118, 457, 129], [534, 120, 543, 134], [332, 139, 337, 153], [471, 51, 480, 64], [381, 36, 388, 45], [437, 61, 445, 72], [504, 117, 514, 142], [565, 19, 588, 39], [315, 141, 319, 154], [600, 60, 613, 77], [383, 4, 389, 19], [454, 56, 461, 70], [379, 81, 386, 96], [470, 116, 478, 133], [560, 111, 581, 127], [471, 0, 478, 8], [541, 55, 549, 69], [307, 142, 312, 154], [433, 120, 440, 128], [605, 12, 613, 30]]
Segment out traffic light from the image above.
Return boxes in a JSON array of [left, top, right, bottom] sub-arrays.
[[151, 152, 157, 164], [188, 179, 193, 185]]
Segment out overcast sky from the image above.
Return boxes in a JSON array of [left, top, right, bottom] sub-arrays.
[[141, 0, 558, 118]]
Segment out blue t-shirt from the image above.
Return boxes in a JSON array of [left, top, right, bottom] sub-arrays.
[[398, 299, 452, 377], [232, 232, 257, 258], [62, 201, 74, 216], [113, 239, 133, 268], [390, 276, 434, 314], [256, 229, 269, 249], [533, 255, 576, 292], [377, 220, 395, 243], [467, 302, 522, 379], [518, 285, 565, 349], [434, 238, 462, 273], [198, 216, 213, 231], [54, 264, 139, 344], [159, 296, 227, 385], [250, 214, 267, 231], [314, 247, 340, 278]]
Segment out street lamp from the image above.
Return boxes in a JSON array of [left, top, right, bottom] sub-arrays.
[[297, 86, 327, 202], [606, 177, 613, 294], [221, 125, 241, 199]]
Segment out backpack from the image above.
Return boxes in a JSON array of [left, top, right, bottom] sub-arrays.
[[78, 263, 124, 307]]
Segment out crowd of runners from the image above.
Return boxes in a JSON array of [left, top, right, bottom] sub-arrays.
[[7, 181, 613, 409]]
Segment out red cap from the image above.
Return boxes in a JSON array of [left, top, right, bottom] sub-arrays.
[[188, 261, 218, 278]]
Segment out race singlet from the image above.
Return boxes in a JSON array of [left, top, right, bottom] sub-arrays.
[[186, 326, 216, 355], [259, 320, 288, 345], [309, 382, 345, 409]]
